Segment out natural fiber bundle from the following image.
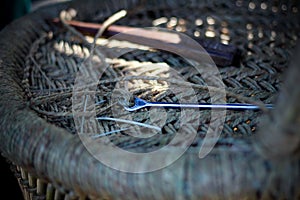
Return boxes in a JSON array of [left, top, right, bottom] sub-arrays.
[[0, 0, 299, 199]]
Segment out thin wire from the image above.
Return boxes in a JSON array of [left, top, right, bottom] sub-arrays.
[[96, 116, 161, 132], [91, 127, 129, 138]]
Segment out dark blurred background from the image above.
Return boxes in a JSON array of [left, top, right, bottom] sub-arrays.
[[1, 0, 69, 29], [0, 156, 23, 199]]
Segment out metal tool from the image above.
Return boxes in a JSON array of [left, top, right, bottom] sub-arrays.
[[123, 97, 273, 112], [50, 18, 240, 67]]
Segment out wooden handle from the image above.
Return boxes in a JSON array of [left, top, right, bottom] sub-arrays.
[[50, 18, 240, 67]]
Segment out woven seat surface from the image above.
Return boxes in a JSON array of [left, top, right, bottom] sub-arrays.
[[0, 0, 299, 199]]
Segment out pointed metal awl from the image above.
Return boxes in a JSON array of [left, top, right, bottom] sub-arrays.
[[122, 97, 273, 112]]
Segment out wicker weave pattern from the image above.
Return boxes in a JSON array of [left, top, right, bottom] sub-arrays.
[[23, 0, 299, 146], [0, 0, 299, 199]]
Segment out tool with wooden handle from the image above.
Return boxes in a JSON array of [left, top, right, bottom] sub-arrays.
[[50, 18, 240, 67]]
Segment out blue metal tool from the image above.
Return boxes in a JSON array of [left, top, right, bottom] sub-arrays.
[[122, 97, 273, 112]]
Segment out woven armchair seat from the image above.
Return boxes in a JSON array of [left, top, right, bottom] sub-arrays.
[[0, 0, 299, 199]]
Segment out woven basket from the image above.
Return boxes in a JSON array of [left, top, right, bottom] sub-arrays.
[[0, 0, 299, 199]]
